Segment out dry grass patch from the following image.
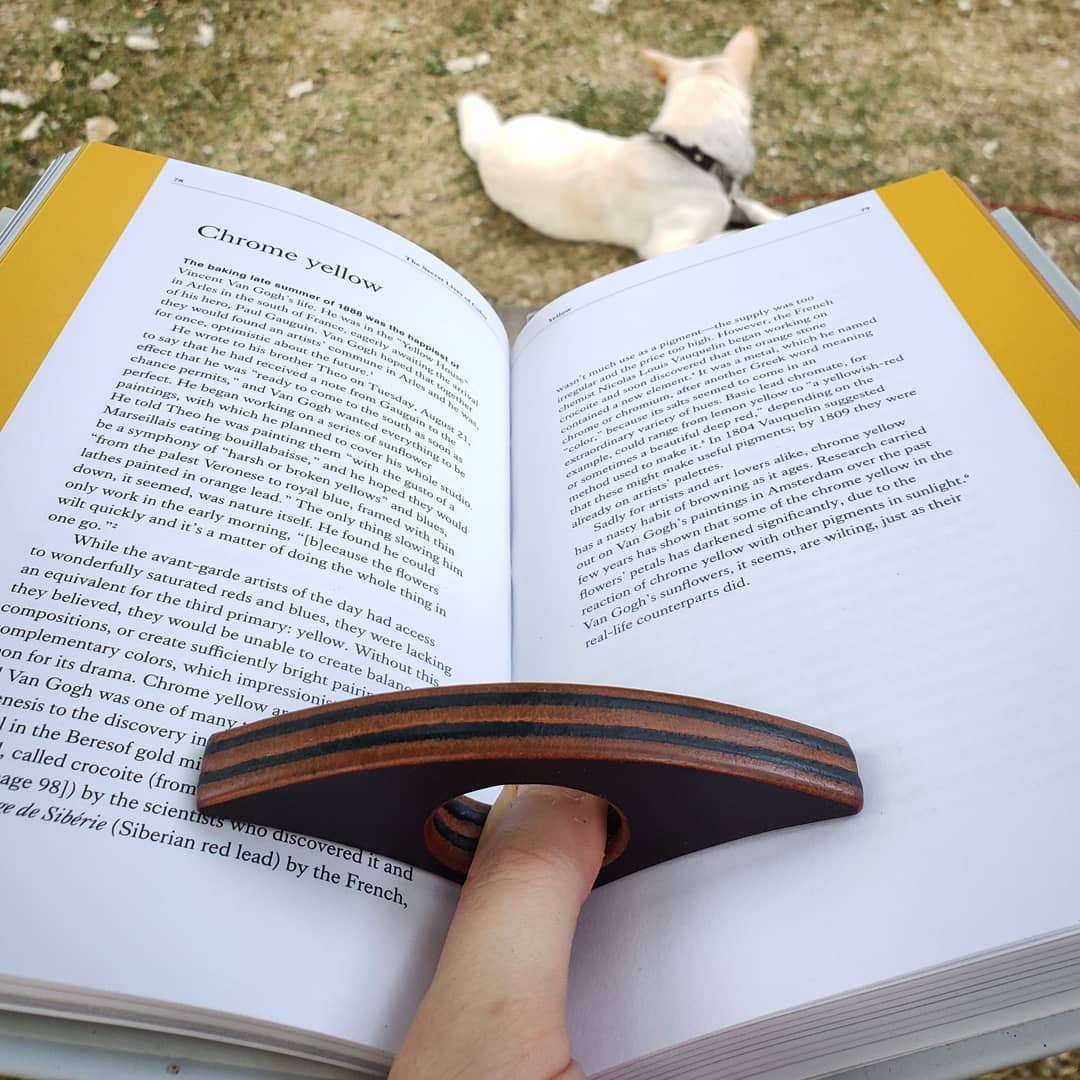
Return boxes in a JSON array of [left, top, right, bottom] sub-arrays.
[[1, 0, 1077, 306]]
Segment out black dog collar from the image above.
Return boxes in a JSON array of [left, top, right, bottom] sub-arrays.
[[655, 132, 737, 194]]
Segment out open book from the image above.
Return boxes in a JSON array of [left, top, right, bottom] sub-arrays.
[[1, 143, 1079, 1079]]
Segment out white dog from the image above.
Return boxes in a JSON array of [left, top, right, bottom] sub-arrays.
[[457, 26, 782, 261]]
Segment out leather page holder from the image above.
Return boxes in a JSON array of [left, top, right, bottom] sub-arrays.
[[197, 683, 864, 887]]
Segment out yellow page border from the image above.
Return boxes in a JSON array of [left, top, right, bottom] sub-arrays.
[[0, 143, 166, 428], [879, 172, 1080, 484]]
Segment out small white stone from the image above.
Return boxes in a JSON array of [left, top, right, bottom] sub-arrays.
[[89, 71, 120, 92], [194, 22, 215, 47], [286, 78, 316, 99], [589, 0, 614, 12], [0, 89, 33, 109], [445, 51, 492, 74], [51, 17, 71, 33], [85, 115, 119, 142], [124, 32, 160, 52], [18, 112, 47, 141], [46, 60, 64, 82], [981, 139, 999, 158], [957, 0, 973, 10]]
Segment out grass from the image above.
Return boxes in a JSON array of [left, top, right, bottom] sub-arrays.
[[554, 78, 656, 132], [1, 0, 1077, 307]]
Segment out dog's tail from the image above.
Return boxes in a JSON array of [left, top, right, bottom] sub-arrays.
[[457, 93, 502, 161]]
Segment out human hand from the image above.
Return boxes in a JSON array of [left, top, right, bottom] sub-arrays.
[[389, 784, 608, 1080]]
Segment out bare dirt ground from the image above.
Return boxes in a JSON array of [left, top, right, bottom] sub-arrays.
[[2, 3, 1079, 1076]]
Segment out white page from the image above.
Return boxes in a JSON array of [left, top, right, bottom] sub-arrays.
[[509, 193, 1080, 1073], [0, 157, 510, 1053]]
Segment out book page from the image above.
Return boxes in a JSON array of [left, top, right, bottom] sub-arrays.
[[509, 193, 1080, 1073], [0, 154, 509, 1053]]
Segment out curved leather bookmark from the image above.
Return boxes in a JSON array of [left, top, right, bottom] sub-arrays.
[[197, 683, 863, 886]]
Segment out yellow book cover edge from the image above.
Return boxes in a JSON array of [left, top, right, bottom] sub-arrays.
[[2, 159, 1076, 483], [878, 171, 1080, 484], [0, 143, 166, 428]]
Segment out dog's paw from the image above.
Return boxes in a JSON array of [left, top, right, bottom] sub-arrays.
[[730, 195, 784, 227]]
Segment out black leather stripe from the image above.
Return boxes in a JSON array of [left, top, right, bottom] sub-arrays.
[[207, 688, 854, 759], [201, 717, 862, 788]]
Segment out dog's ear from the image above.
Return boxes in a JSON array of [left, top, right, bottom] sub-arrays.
[[720, 26, 761, 90], [642, 48, 679, 85]]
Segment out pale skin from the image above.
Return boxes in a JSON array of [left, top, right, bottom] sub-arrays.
[[389, 784, 608, 1080]]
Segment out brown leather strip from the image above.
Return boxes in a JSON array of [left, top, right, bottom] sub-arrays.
[[203, 684, 855, 757], [197, 683, 863, 886]]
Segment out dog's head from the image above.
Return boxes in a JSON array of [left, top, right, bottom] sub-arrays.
[[644, 26, 761, 182]]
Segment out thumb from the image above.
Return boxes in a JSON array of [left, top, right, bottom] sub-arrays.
[[391, 784, 607, 1080]]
